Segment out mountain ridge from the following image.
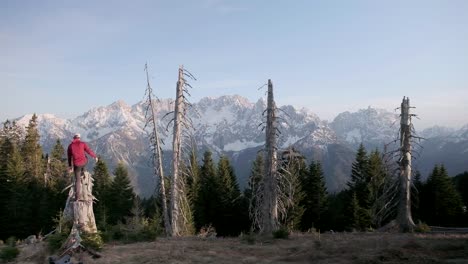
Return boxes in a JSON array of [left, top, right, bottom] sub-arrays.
[[10, 95, 468, 197]]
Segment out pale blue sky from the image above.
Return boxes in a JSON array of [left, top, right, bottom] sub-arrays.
[[1, 0, 467, 129]]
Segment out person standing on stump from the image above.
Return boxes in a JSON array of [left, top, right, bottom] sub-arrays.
[[67, 133, 98, 201]]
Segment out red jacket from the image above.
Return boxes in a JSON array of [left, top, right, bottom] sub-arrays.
[[67, 139, 97, 167]]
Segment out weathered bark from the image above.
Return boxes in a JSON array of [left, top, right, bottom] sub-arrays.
[[54, 170, 98, 262], [155, 125, 171, 234], [144, 63, 171, 235], [397, 96, 415, 232], [48, 167, 101, 263], [261, 79, 279, 234], [63, 171, 97, 233], [170, 66, 185, 236]]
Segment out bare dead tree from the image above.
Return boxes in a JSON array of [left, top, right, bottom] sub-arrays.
[[169, 65, 196, 236], [396, 96, 416, 232], [143, 63, 171, 235], [251, 79, 280, 234], [378, 96, 421, 232]]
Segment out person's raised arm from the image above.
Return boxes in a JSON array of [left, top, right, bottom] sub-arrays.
[[84, 143, 98, 162]]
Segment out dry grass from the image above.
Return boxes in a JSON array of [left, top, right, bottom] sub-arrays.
[[9, 232, 468, 264]]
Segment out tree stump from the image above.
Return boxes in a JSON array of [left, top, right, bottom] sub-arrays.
[[64, 170, 97, 233], [50, 170, 100, 263]]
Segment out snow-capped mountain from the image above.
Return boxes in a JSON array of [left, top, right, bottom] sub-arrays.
[[416, 124, 468, 178], [420, 125, 456, 139], [330, 107, 399, 148], [9, 95, 468, 197]]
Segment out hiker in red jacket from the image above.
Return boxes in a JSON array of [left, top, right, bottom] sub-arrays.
[[67, 133, 98, 201]]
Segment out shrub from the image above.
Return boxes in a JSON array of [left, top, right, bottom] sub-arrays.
[[272, 227, 289, 239], [414, 222, 431, 233], [5, 237, 16, 247], [102, 216, 163, 243], [0, 246, 20, 262], [240, 232, 256, 245], [81, 232, 104, 251], [198, 225, 217, 238], [47, 232, 68, 252], [100, 227, 116, 242], [138, 217, 163, 241]]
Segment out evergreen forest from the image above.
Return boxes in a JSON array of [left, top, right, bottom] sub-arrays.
[[1, 115, 468, 243]]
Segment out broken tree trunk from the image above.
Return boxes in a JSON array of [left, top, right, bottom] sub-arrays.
[[51, 170, 100, 262], [144, 63, 171, 235], [170, 66, 185, 236], [261, 79, 279, 234], [64, 170, 97, 233], [397, 96, 416, 232]]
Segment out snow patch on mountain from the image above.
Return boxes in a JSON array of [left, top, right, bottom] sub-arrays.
[[10, 94, 468, 197], [72, 100, 146, 141], [293, 125, 338, 150], [420, 123, 468, 143], [345, 128, 362, 143], [16, 114, 71, 144]]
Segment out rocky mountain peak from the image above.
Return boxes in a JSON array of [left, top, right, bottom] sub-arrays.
[[8, 96, 468, 197]]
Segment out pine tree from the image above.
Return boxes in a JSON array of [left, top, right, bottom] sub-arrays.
[[0, 122, 16, 218], [348, 144, 370, 202], [21, 114, 44, 181], [411, 170, 423, 223], [245, 152, 264, 230], [0, 120, 23, 149], [0, 121, 15, 172], [0, 129, 10, 239], [1, 118, 48, 238], [185, 148, 200, 233], [49, 139, 67, 178], [422, 165, 464, 226], [93, 158, 112, 228], [325, 191, 348, 231], [3, 143, 33, 238], [300, 160, 328, 231], [216, 156, 244, 236], [107, 163, 135, 225], [245, 153, 264, 202], [218, 156, 240, 201], [141, 195, 161, 219], [30, 140, 68, 234], [367, 149, 386, 226], [453, 171, 468, 211], [0, 120, 23, 181], [194, 150, 220, 232], [46, 139, 68, 195], [175, 156, 196, 236], [346, 191, 361, 231], [278, 149, 306, 231], [346, 144, 371, 230], [186, 148, 200, 198], [2, 164, 29, 238], [0, 121, 26, 240]]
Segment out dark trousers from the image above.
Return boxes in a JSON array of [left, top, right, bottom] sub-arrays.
[[73, 165, 85, 201]]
